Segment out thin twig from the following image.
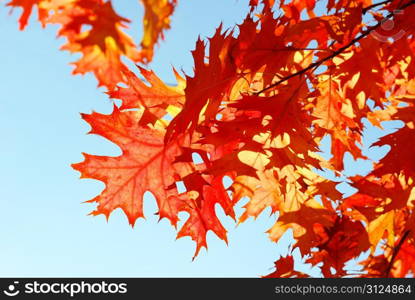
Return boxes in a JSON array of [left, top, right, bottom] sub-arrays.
[[362, 0, 393, 14], [385, 230, 411, 277], [254, 0, 415, 96]]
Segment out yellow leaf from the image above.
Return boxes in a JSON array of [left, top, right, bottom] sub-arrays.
[[368, 211, 395, 251]]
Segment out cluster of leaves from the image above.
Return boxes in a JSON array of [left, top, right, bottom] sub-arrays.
[[5, 0, 415, 277], [5, 0, 177, 87]]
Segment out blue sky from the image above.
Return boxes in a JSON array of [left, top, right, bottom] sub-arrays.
[[0, 0, 399, 277]]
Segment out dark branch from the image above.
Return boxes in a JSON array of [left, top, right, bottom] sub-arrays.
[[362, 0, 392, 14], [254, 0, 415, 96], [385, 230, 411, 277]]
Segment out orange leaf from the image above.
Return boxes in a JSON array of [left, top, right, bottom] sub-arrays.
[[264, 255, 308, 278], [139, 0, 177, 63], [72, 106, 188, 226]]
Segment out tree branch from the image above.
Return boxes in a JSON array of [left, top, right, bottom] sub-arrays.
[[362, 0, 392, 14], [254, 0, 415, 96], [385, 230, 411, 277]]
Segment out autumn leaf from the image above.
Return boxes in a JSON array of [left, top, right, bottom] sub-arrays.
[[139, 0, 177, 63], [108, 66, 185, 125], [268, 199, 336, 253], [307, 216, 370, 277], [393, 240, 415, 277], [368, 210, 395, 251], [264, 255, 308, 278], [6, 0, 47, 29], [7, 0, 177, 87], [174, 182, 230, 258], [72, 107, 189, 226], [373, 126, 415, 178], [49, 0, 141, 88]]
